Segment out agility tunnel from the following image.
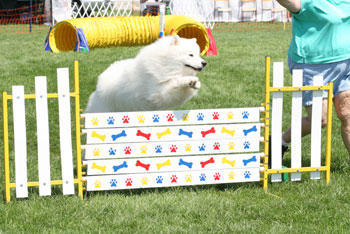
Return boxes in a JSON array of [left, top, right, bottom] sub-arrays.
[[46, 15, 210, 55]]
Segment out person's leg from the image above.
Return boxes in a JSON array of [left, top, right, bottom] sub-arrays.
[[333, 90, 350, 154], [282, 100, 328, 143]]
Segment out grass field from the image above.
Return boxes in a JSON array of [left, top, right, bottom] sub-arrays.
[[0, 23, 350, 233]]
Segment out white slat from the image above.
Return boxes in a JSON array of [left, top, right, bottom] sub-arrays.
[[57, 68, 75, 195], [271, 62, 284, 182], [291, 70, 303, 181], [12, 86, 28, 198], [84, 154, 262, 175], [82, 138, 261, 160], [82, 107, 263, 128], [35, 76, 51, 196], [84, 168, 260, 191], [310, 76, 323, 180], [83, 123, 261, 144]]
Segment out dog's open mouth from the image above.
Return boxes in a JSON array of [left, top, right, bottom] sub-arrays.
[[185, 64, 203, 72]]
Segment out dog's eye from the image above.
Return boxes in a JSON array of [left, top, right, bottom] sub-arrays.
[[189, 54, 193, 57]]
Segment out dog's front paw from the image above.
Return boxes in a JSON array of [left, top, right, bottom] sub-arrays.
[[187, 77, 201, 90]]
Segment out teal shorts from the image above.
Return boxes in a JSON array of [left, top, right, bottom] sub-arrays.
[[288, 57, 350, 106]]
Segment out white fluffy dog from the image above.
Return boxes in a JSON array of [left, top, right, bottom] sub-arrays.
[[84, 35, 207, 113]]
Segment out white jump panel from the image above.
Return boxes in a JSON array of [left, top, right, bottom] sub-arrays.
[[57, 68, 75, 195], [82, 138, 261, 159], [271, 62, 284, 183], [290, 70, 302, 181], [83, 123, 261, 144], [83, 107, 262, 128], [85, 154, 262, 175], [35, 76, 52, 196], [84, 168, 260, 191], [12, 86, 28, 198], [310, 76, 323, 180]]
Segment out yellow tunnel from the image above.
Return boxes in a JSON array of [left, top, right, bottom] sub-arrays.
[[48, 15, 209, 55]]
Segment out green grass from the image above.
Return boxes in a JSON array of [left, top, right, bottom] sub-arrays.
[[1, 24, 350, 233]]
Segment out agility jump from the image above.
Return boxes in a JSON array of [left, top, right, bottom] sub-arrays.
[[2, 58, 333, 202]]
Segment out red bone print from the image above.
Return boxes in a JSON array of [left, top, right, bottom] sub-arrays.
[[201, 127, 215, 138], [136, 160, 150, 171], [136, 130, 151, 140], [200, 157, 215, 168]]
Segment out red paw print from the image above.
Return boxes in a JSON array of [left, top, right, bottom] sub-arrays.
[[122, 115, 130, 124], [170, 145, 178, 153], [124, 146, 132, 154], [171, 175, 178, 183], [167, 113, 174, 122], [213, 142, 220, 150], [213, 112, 219, 120], [214, 172, 221, 180], [125, 178, 132, 186]]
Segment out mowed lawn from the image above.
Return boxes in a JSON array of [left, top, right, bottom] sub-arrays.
[[0, 23, 350, 233]]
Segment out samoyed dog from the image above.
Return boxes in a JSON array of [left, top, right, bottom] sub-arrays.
[[84, 35, 207, 113]]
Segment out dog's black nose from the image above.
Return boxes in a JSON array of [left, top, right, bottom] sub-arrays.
[[202, 61, 207, 67]]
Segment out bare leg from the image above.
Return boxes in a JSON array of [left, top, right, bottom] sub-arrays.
[[334, 91, 350, 154], [282, 100, 328, 143]]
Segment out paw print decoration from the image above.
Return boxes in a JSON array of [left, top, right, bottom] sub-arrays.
[[199, 144, 206, 152], [170, 145, 178, 153], [199, 173, 206, 182], [155, 145, 162, 153], [244, 171, 251, 179], [107, 116, 115, 125], [213, 142, 220, 150], [243, 141, 250, 149], [242, 111, 249, 119], [125, 178, 133, 186], [108, 148, 116, 155], [212, 112, 219, 120], [138, 115, 145, 123], [197, 113, 204, 121], [152, 114, 160, 123], [214, 172, 221, 180], [167, 113, 174, 122], [124, 146, 132, 154], [170, 175, 178, 183], [156, 176, 163, 184], [110, 179, 117, 187], [92, 117, 99, 126], [122, 115, 130, 124]]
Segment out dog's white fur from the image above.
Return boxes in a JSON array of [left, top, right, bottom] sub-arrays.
[[84, 35, 207, 113]]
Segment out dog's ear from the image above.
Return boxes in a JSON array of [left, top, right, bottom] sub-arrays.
[[170, 35, 180, 46]]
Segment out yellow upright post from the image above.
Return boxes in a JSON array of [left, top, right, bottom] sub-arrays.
[[73, 60, 84, 199], [3, 92, 11, 203], [263, 56, 271, 189], [325, 82, 333, 184]]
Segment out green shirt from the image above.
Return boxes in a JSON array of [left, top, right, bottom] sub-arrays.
[[288, 0, 350, 64]]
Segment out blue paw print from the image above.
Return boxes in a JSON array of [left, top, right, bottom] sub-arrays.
[[199, 173, 206, 181], [242, 111, 249, 119], [156, 176, 163, 184], [197, 113, 204, 121], [110, 179, 117, 187], [244, 171, 251, 179], [152, 114, 160, 123], [107, 116, 115, 125], [109, 147, 117, 155], [155, 145, 162, 153], [199, 144, 206, 151], [243, 141, 250, 149]]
